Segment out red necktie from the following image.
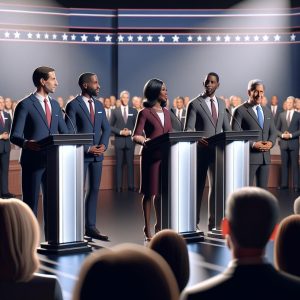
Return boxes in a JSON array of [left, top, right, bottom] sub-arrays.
[[44, 99, 51, 127], [210, 99, 218, 126], [88, 100, 95, 125]]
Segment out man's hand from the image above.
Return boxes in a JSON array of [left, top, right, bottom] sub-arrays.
[[88, 145, 104, 156], [97, 144, 106, 154], [0, 132, 9, 140], [282, 131, 291, 140], [120, 128, 131, 136], [198, 138, 208, 147], [24, 140, 41, 151], [253, 141, 272, 152]]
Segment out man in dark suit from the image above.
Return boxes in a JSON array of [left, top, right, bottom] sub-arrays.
[[65, 73, 110, 241], [110, 90, 137, 192], [277, 96, 300, 192], [269, 95, 282, 127], [0, 97, 14, 198], [170, 96, 186, 131], [185, 72, 231, 231], [181, 187, 300, 300], [232, 79, 277, 188], [10, 66, 69, 238]]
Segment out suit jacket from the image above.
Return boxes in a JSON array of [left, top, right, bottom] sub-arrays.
[[181, 262, 300, 300], [277, 110, 300, 150], [170, 108, 186, 131], [232, 102, 277, 165], [0, 111, 11, 153], [269, 105, 282, 127], [110, 106, 137, 149], [10, 94, 69, 166], [0, 273, 63, 300], [184, 95, 231, 136], [65, 96, 111, 162]]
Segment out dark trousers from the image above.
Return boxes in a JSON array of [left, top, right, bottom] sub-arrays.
[[250, 164, 269, 188], [280, 148, 299, 188], [21, 163, 48, 237], [115, 146, 134, 190], [197, 146, 216, 229], [84, 160, 102, 229], [0, 151, 10, 194]]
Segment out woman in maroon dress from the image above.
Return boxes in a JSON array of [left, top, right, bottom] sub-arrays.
[[132, 78, 172, 241]]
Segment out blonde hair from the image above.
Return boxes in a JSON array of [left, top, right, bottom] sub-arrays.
[[0, 199, 40, 282]]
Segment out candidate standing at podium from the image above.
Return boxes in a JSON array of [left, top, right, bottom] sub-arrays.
[[132, 78, 172, 241], [10, 66, 69, 239], [65, 73, 110, 241], [231, 79, 277, 188], [184, 72, 231, 231]]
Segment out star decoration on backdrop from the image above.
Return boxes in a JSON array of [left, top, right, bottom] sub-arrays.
[[0, 31, 296, 45]]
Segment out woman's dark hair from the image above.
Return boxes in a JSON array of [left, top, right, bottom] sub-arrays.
[[143, 78, 167, 108]]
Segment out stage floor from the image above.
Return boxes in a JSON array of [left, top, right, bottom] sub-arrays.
[[35, 188, 299, 300]]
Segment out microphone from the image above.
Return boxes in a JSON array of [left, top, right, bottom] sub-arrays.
[[226, 108, 242, 131], [62, 108, 77, 134]]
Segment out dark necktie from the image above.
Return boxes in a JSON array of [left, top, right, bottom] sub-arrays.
[[123, 106, 128, 123], [210, 99, 218, 126], [287, 111, 291, 127], [256, 106, 264, 128], [0, 113, 4, 127], [88, 100, 95, 125], [44, 98, 51, 127]]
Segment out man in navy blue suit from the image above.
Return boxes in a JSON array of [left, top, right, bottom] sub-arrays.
[[10, 66, 69, 239], [65, 73, 111, 241]]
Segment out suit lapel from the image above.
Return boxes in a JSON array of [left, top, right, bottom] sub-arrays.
[[30, 94, 49, 128], [77, 96, 93, 126], [198, 96, 216, 127], [94, 99, 105, 130], [245, 103, 261, 127], [150, 108, 164, 130]]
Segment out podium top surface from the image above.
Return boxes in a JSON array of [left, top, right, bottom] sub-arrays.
[[38, 134, 94, 147], [146, 131, 206, 148], [206, 130, 260, 145]]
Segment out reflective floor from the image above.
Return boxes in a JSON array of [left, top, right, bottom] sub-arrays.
[[35, 188, 299, 300]]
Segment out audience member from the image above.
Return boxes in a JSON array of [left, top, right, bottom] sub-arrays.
[[110, 95, 116, 109], [0, 198, 63, 300], [0, 96, 15, 198], [56, 96, 65, 110], [181, 187, 300, 299], [110, 90, 137, 192], [170, 96, 186, 131], [4, 97, 14, 119], [276, 96, 300, 192], [274, 215, 300, 278], [149, 229, 189, 292], [294, 98, 300, 112], [294, 196, 300, 214], [73, 243, 179, 300], [269, 95, 282, 126], [184, 96, 190, 108], [132, 96, 143, 111]]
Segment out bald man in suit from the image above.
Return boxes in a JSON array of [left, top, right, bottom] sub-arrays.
[[185, 72, 231, 231]]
